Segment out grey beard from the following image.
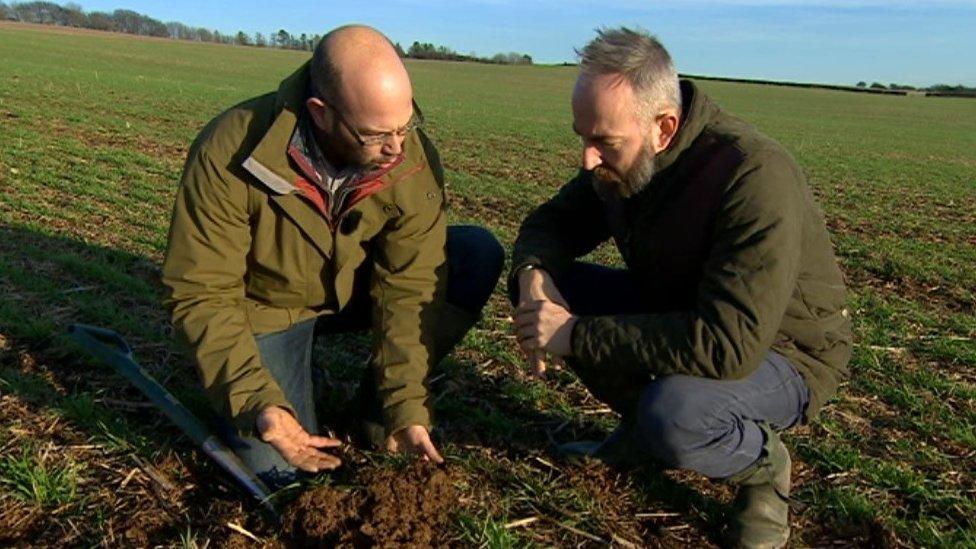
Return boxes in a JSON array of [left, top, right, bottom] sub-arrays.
[[593, 147, 656, 198], [620, 147, 655, 198]]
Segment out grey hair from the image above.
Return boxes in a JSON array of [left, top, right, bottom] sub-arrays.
[[576, 27, 681, 123]]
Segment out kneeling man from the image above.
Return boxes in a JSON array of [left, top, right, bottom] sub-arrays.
[[511, 27, 851, 547], [163, 26, 502, 488]]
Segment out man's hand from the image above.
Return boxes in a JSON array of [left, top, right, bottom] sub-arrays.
[[516, 268, 571, 377], [385, 425, 444, 464], [256, 406, 342, 472], [514, 298, 578, 358]]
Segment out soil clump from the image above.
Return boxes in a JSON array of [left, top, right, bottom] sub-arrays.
[[282, 460, 454, 547]]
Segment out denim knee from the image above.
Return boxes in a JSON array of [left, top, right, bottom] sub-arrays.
[[634, 375, 766, 478], [635, 376, 714, 467], [446, 225, 504, 314]]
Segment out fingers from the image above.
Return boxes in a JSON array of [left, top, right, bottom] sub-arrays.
[[419, 437, 445, 464], [385, 428, 445, 464], [514, 300, 544, 317], [532, 350, 547, 379], [272, 440, 342, 473], [307, 435, 343, 448], [292, 446, 342, 472], [265, 427, 343, 472]]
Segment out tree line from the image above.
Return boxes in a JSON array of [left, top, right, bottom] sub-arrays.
[[0, 1, 533, 64], [401, 41, 532, 65], [856, 81, 976, 95]]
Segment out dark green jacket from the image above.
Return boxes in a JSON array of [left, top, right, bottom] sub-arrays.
[[512, 81, 852, 419], [162, 62, 447, 436]]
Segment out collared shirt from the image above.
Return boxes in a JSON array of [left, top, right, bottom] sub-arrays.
[[288, 110, 363, 222]]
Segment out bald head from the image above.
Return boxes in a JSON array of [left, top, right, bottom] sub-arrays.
[[305, 26, 415, 171], [310, 25, 412, 121]]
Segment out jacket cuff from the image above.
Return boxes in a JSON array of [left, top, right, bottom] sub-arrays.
[[570, 314, 594, 365], [231, 390, 296, 438], [383, 398, 432, 438]]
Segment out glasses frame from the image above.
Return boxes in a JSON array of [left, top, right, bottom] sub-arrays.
[[322, 99, 425, 148]]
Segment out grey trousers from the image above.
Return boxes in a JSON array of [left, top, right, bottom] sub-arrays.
[[556, 262, 810, 479], [220, 318, 320, 489], [633, 351, 809, 478]]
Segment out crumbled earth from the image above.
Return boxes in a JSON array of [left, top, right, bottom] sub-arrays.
[[282, 461, 455, 547]]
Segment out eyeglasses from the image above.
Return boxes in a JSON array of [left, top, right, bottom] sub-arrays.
[[323, 100, 425, 147]]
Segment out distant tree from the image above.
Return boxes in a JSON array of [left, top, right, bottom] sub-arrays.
[[409, 41, 439, 59], [490, 51, 533, 65], [254, 31, 266, 47], [276, 29, 291, 48], [166, 21, 193, 40], [195, 27, 213, 42], [856, 81, 866, 87], [63, 2, 85, 26], [0, 2, 9, 20], [86, 10, 113, 31], [869, 82, 886, 89], [110, 9, 167, 37], [235, 30, 250, 46], [393, 42, 406, 57], [11, 1, 67, 24]]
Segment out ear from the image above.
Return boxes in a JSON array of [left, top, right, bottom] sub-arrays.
[[306, 96, 328, 129], [651, 109, 681, 153]]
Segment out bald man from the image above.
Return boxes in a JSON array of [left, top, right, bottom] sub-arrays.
[[162, 26, 503, 487]]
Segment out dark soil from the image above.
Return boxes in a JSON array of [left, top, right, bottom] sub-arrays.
[[282, 461, 455, 548]]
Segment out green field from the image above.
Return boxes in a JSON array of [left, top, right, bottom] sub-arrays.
[[1, 22, 974, 547]]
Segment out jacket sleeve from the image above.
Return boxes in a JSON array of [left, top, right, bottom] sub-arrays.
[[571, 152, 803, 380], [509, 172, 611, 302], [369, 132, 448, 436], [162, 148, 292, 436]]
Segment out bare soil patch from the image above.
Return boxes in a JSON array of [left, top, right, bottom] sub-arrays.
[[282, 461, 455, 547]]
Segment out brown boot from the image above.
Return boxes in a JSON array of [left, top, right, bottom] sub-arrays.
[[726, 423, 791, 548]]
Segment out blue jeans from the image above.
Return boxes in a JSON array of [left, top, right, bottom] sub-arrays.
[[559, 262, 810, 478], [221, 225, 504, 487]]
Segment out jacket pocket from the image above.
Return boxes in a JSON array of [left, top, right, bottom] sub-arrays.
[[243, 300, 295, 335]]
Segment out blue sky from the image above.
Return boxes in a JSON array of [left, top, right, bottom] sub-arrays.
[[76, 0, 975, 86]]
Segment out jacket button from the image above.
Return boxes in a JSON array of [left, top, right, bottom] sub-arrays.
[[426, 191, 437, 200], [383, 204, 397, 215]]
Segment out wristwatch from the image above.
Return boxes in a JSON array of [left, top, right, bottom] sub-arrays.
[[514, 263, 544, 279]]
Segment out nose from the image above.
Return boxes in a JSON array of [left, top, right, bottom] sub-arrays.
[[382, 135, 405, 157], [582, 145, 602, 171]]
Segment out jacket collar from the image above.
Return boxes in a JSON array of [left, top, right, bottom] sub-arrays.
[[241, 60, 420, 196], [652, 80, 720, 175]]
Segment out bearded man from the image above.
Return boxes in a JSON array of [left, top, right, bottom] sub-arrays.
[[510, 27, 851, 548]]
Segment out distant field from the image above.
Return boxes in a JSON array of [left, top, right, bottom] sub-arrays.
[[1, 23, 974, 547]]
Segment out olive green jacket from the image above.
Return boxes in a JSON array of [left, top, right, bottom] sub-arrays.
[[162, 62, 447, 436], [512, 81, 852, 419]]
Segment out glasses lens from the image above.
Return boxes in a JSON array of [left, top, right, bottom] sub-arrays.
[[361, 111, 423, 146]]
